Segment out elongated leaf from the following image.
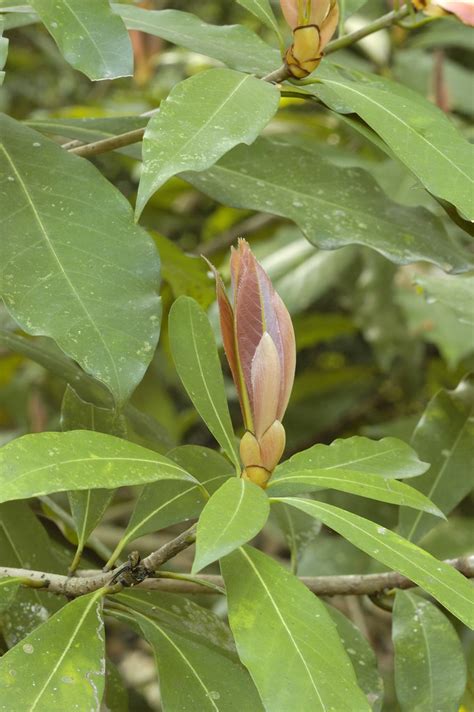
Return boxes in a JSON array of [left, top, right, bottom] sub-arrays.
[[221, 546, 370, 711], [116, 588, 236, 653], [136, 68, 279, 217], [267, 436, 439, 515], [393, 591, 467, 712], [0, 502, 63, 646], [0, 590, 106, 709], [236, 0, 282, 37], [61, 386, 126, 570], [414, 273, 474, 326], [114, 5, 279, 75], [0, 430, 197, 504], [169, 296, 240, 471], [107, 446, 233, 568], [278, 497, 474, 628], [399, 375, 474, 543], [311, 63, 474, 220], [0, 578, 20, 614], [0, 115, 161, 405], [184, 138, 471, 272], [155, 232, 215, 309], [131, 608, 264, 712], [327, 605, 384, 711], [31, 0, 132, 80], [193, 478, 269, 573], [271, 500, 322, 570]]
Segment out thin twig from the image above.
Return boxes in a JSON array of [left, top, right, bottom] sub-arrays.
[[325, 4, 411, 55], [69, 127, 146, 158], [1, 554, 473, 598]]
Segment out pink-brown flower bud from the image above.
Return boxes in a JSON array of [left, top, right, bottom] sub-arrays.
[[413, 0, 474, 24], [280, 0, 339, 78], [208, 239, 295, 487]]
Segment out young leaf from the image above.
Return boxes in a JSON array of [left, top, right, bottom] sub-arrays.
[[107, 446, 233, 568], [131, 608, 264, 712], [221, 546, 371, 712], [236, 0, 282, 39], [114, 4, 279, 75], [169, 296, 240, 471], [136, 68, 279, 217], [267, 438, 440, 516], [0, 115, 161, 406], [326, 605, 384, 712], [393, 591, 467, 712], [30, 0, 133, 80], [277, 498, 474, 628], [62, 385, 127, 570], [312, 63, 474, 221], [0, 430, 197, 504], [183, 138, 472, 272], [0, 501, 63, 646], [193, 478, 270, 573], [0, 590, 106, 709], [399, 375, 474, 543]]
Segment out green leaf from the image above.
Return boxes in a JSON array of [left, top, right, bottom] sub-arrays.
[[114, 4, 279, 75], [271, 500, 322, 571], [0, 578, 21, 614], [0, 590, 106, 709], [104, 660, 128, 712], [221, 546, 370, 711], [169, 296, 240, 471], [107, 445, 233, 568], [136, 68, 279, 217], [236, 0, 282, 38], [115, 588, 236, 653], [0, 430, 197, 505], [193, 478, 269, 573], [61, 385, 127, 570], [0, 502, 63, 646], [278, 497, 474, 628], [393, 591, 467, 712], [0, 115, 161, 406], [267, 436, 440, 515], [0, 17, 8, 85], [326, 605, 384, 712], [183, 138, 472, 272], [414, 273, 474, 326], [399, 375, 474, 543], [30, 0, 133, 80], [154, 233, 215, 308], [131, 607, 264, 712], [311, 63, 474, 220]]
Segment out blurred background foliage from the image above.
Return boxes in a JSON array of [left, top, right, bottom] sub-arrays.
[[1, 1, 473, 709]]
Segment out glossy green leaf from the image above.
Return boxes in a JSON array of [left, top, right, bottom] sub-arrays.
[[414, 273, 474, 326], [0, 115, 161, 406], [132, 607, 264, 712], [311, 63, 474, 220], [61, 385, 126, 570], [184, 138, 471, 272], [327, 605, 384, 711], [193, 478, 269, 573], [0, 578, 20, 614], [393, 591, 467, 712], [399, 375, 474, 543], [0, 590, 106, 709], [221, 546, 370, 711], [268, 436, 439, 515], [236, 0, 282, 38], [114, 5, 279, 75], [278, 497, 474, 628], [169, 296, 240, 471], [107, 446, 233, 568], [0, 430, 197, 504], [31, 0, 132, 80], [115, 588, 236, 653], [136, 68, 279, 217], [0, 502, 63, 646]]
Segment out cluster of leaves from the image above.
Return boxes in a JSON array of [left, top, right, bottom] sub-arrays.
[[0, 0, 473, 710]]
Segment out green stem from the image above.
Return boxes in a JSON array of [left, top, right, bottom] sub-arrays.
[[157, 571, 225, 595], [325, 4, 412, 55]]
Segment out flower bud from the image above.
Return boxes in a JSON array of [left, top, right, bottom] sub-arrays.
[[412, 0, 474, 24], [281, 0, 339, 78], [208, 239, 296, 487]]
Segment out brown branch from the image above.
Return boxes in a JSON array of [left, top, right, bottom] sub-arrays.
[[1, 554, 473, 599], [68, 127, 146, 158]]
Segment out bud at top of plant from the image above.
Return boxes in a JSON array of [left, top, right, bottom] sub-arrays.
[[413, 0, 474, 24], [207, 239, 296, 485], [280, 0, 339, 78]]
